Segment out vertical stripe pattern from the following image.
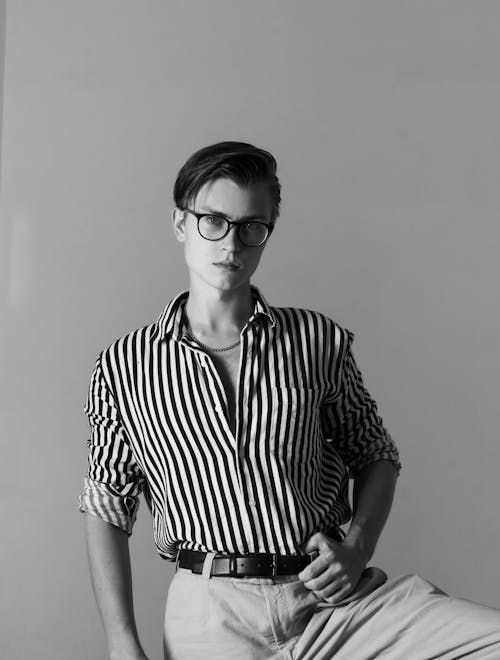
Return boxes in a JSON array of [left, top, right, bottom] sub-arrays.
[[78, 285, 401, 560]]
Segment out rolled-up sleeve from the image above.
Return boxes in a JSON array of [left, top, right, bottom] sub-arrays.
[[78, 353, 144, 535], [321, 327, 402, 477]]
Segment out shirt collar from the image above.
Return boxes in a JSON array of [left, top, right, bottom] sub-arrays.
[[156, 283, 276, 342]]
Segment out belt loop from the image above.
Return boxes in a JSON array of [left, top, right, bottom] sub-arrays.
[[201, 551, 217, 580], [174, 547, 181, 573]]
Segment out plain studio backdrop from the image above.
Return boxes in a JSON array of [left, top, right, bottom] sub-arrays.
[[1, 2, 499, 658]]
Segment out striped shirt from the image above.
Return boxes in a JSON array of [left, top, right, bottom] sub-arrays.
[[78, 284, 401, 560]]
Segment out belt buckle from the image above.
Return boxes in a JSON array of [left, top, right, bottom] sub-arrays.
[[308, 550, 319, 563]]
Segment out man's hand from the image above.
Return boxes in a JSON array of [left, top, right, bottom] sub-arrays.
[[110, 648, 148, 660], [298, 461, 399, 604], [298, 532, 369, 604]]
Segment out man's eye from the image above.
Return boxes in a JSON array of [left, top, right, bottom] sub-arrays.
[[205, 215, 225, 225], [244, 222, 259, 232]]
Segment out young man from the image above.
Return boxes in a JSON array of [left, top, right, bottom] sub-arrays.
[[79, 142, 500, 660]]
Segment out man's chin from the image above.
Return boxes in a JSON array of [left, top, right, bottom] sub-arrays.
[[194, 272, 252, 293]]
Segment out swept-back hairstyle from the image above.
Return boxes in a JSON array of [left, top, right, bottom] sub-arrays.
[[173, 141, 281, 223]]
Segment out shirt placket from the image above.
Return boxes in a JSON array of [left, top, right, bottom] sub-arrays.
[[188, 322, 259, 546]]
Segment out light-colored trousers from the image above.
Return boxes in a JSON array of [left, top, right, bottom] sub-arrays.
[[163, 554, 500, 659]]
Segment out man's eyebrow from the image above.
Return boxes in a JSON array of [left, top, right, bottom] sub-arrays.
[[201, 207, 267, 221]]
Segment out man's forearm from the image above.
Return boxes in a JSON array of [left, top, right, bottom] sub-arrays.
[[344, 459, 398, 563], [84, 513, 147, 660]]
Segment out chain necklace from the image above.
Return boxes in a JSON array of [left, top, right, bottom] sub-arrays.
[[186, 320, 241, 353]]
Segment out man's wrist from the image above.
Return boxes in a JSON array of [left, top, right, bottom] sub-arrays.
[[109, 644, 147, 660], [110, 651, 147, 660], [108, 630, 146, 660], [344, 522, 377, 564]]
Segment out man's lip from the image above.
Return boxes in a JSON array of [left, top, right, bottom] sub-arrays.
[[213, 261, 242, 268]]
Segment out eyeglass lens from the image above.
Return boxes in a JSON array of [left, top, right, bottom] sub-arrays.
[[198, 215, 268, 246]]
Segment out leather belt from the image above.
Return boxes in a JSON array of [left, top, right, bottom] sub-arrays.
[[177, 548, 314, 577], [177, 529, 344, 578]]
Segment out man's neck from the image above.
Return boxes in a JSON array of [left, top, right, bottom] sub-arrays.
[[184, 280, 254, 336]]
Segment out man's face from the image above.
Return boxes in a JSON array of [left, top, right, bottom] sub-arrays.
[[172, 178, 273, 293]]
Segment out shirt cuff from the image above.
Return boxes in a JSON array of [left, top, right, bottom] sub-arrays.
[[78, 477, 140, 535], [347, 449, 402, 478]]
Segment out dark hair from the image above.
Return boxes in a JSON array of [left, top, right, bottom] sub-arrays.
[[173, 141, 281, 223]]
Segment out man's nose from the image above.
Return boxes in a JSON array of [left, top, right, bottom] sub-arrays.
[[221, 224, 242, 250]]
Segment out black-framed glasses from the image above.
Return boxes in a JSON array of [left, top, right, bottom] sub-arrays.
[[183, 208, 273, 247]]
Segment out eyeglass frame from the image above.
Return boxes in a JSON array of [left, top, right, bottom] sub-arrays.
[[182, 208, 274, 247]]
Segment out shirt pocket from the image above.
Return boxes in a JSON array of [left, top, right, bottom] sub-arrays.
[[269, 387, 321, 449]]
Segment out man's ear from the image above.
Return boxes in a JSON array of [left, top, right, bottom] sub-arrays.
[[171, 207, 186, 243]]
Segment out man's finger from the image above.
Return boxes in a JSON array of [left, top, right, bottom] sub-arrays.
[[301, 532, 326, 554], [303, 566, 341, 592], [302, 531, 342, 555], [315, 578, 355, 604], [298, 551, 334, 582]]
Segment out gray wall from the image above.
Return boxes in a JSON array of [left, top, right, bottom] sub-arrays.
[[1, 2, 499, 658], [0, 0, 4, 188]]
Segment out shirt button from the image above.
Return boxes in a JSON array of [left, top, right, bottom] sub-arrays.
[[248, 498, 256, 507], [215, 404, 223, 413]]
